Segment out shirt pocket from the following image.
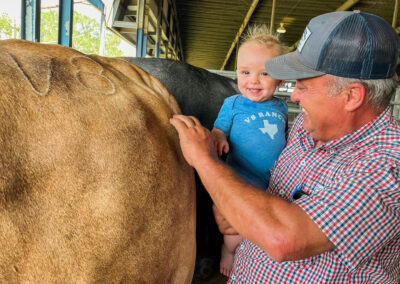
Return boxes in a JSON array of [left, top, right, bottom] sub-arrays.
[[301, 180, 331, 199]]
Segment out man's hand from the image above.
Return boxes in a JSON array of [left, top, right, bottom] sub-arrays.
[[169, 115, 217, 167], [212, 204, 238, 235]]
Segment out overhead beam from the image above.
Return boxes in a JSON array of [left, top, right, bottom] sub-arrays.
[[113, 21, 137, 29], [270, 0, 277, 34], [87, 0, 104, 12], [336, 0, 360, 11], [393, 0, 399, 27], [220, 0, 259, 70], [288, 0, 360, 51], [21, 0, 41, 42]]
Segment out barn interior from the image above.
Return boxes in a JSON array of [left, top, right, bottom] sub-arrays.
[[20, 0, 400, 124], [16, 0, 400, 283], [107, 0, 400, 124], [109, 0, 399, 69]]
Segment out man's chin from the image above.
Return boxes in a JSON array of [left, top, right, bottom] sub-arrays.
[[302, 118, 312, 132]]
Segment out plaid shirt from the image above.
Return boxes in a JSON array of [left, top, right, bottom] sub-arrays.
[[229, 108, 400, 283]]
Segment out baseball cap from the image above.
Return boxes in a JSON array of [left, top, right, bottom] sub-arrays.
[[265, 11, 400, 80]]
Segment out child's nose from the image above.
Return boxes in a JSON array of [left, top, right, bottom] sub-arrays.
[[250, 74, 259, 83]]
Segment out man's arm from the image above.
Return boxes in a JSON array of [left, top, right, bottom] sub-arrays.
[[170, 115, 335, 262], [212, 204, 238, 235]]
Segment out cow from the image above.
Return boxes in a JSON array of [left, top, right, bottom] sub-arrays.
[[124, 57, 239, 280], [124, 57, 239, 131], [0, 39, 196, 283]]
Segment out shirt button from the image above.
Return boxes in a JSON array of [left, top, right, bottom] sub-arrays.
[[231, 275, 236, 281], [300, 160, 306, 166], [279, 190, 284, 195]]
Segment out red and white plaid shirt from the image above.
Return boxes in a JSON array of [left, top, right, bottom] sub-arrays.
[[229, 108, 400, 283]]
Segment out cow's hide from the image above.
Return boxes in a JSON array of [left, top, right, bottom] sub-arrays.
[[123, 58, 238, 279], [0, 39, 196, 283], [124, 57, 239, 130]]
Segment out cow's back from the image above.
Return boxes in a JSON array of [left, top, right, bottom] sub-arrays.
[[124, 57, 239, 130], [0, 39, 195, 283]]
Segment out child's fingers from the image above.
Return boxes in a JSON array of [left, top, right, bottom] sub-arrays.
[[223, 143, 229, 154], [218, 144, 224, 156]]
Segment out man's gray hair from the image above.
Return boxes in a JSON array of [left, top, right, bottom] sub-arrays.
[[327, 74, 399, 112]]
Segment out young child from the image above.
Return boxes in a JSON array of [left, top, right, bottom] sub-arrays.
[[212, 25, 288, 277]]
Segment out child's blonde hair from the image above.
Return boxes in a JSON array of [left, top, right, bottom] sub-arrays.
[[240, 24, 287, 55]]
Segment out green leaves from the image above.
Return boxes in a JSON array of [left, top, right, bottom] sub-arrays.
[[0, 13, 19, 39], [0, 10, 123, 56]]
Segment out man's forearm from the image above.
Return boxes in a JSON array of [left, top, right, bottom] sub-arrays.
[[193, 155, 335, 261], [169, 114, 334, 261]]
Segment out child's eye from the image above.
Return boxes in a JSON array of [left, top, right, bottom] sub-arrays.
[[261, 72, 269, 76]]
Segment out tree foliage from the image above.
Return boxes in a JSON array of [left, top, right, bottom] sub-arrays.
[[72, 11, 101, 54], [1, 9, 124, 56], [0, 13, 20, 39], [40, 10, 58, 44]]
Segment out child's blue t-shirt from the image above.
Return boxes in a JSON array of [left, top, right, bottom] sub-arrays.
[[214, 95, 288, 189]]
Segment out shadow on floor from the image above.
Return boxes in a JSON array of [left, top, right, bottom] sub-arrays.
[[191, 257, 228, 284], [192, 270, 228, 284]]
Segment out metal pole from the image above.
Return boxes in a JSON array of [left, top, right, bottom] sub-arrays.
[[136, 0, 145, 57], [58, 0, 73, 47], [21, 0, 41, 42], [270, 0, 277, 34]]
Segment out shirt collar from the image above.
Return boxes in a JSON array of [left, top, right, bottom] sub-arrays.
[[297, 107, 393, 151]]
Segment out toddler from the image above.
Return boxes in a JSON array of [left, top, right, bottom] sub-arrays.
[[212, 25, 288, 277]]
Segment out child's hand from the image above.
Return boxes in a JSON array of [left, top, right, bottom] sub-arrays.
[[211, 128, 230, 156], [215, 139, 229, 156]]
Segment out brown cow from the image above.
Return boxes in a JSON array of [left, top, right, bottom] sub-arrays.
[[0, 39, 196, 283]]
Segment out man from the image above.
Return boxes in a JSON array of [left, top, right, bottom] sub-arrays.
[[170, 11, 400, 283]]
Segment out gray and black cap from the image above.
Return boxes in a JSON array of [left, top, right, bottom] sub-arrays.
[[265, 11, 400, 80]]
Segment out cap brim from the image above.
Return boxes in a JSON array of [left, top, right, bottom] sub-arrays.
[[265, 51, 326, 80]]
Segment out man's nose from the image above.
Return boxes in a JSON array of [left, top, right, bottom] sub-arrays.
[[290, 86, 300, 102]]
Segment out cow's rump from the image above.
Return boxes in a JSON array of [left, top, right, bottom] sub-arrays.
[[0, 39, 195, 283]]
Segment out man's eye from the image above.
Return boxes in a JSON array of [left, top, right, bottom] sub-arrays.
[[242, 71, 250, 75]]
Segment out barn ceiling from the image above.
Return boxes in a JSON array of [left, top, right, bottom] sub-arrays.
[[174, 0, 400, 71]]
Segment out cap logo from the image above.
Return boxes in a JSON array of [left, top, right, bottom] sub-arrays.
[[297, 27, 311, 53]]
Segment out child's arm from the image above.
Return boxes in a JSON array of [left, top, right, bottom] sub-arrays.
[[211, 127, 229, 156]]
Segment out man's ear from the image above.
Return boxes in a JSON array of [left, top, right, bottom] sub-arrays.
[[277, 80, 284, 87], [344, 83, 366, 112]]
